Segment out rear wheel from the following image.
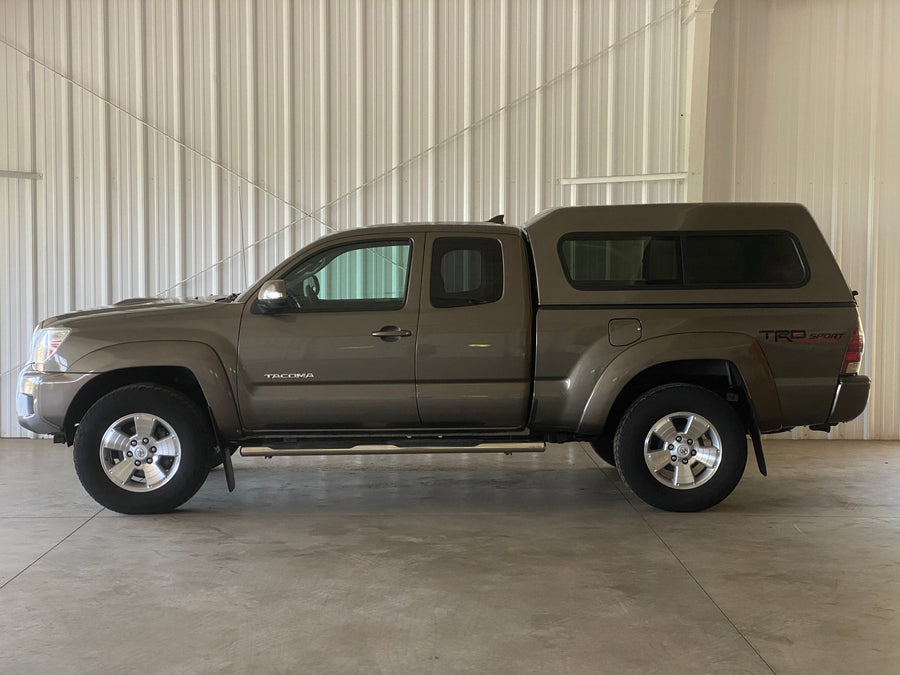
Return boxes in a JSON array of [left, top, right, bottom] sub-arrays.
[[614, 384, 747, 512], [73, 385, 213, 514], [589, 430, 616, 467]]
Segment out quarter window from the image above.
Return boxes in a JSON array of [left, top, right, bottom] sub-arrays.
[[431, 237, 503, 308]]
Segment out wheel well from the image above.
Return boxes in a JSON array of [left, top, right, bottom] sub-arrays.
[[63, 367, 210, 444], [599, 360, 745, 440]]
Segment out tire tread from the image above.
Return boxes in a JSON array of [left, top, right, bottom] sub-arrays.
[[613, 383, 747, 512], [73, 384, 212, 514]]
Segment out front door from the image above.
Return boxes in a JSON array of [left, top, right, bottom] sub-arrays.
[[238, 236, 423, 431]]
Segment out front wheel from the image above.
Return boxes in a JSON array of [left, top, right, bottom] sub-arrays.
[[613, 384, 747, 512], [73, 385, 213, 514]]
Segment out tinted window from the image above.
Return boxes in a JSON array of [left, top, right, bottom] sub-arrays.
[[559, 231, 806, 289], [431, 237, 503, 308], [682, 233, 806, 286], [559, 235, 680, 288], [284, 240, 411, 311]]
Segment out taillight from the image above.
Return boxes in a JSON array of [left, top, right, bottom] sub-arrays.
[[841, 320, 864, 374]]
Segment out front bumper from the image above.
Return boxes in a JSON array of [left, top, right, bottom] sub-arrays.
[[17, 369, 96, 435], [826, 375, 871, 424]]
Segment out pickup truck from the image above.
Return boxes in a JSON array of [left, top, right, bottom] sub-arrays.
[[17, 203, 870, 514]]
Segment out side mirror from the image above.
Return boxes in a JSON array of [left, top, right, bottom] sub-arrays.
[[257, 280, 289, 312]]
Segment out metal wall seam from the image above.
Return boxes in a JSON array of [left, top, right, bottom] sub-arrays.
[[705, 0, 899, 439], [862, 0, 883, 442], [6, 0, 721, 437]]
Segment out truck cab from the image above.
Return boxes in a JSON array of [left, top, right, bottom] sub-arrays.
[[236, 224, 534, 432]]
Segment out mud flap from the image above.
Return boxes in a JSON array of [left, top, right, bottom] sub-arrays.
[[748, 422, 767, 477], [221, 444, 236, 492], [727, 366, 768, 477], [207, 405, 236, 491]]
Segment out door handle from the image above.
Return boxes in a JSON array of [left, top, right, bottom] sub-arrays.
[[371, 326, 412, 341]]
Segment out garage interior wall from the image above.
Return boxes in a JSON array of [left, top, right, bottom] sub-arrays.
[[0, 0, 693, 438], [704, 0, 899, 440], [2, 1, 894, 441]]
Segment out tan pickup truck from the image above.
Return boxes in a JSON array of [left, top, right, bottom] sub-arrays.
[[18, 203, 869, 514]]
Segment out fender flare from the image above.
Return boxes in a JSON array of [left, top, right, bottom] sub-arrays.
[[577, 332, 782, 435], [68, 341, 241, 438]]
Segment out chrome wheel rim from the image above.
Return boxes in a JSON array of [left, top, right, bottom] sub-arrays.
[[643, 411, 722, 490], [99, 413, 182, 492]]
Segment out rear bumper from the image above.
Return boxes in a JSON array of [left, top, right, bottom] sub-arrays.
[[827, 375, 871, 424], [17, 369, 96, 435]]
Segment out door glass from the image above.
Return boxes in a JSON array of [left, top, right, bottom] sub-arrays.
[[284, 240, 412, 311], [430, 237, 503, 308]]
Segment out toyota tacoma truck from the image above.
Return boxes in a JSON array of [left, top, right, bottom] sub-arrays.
[[17, 203, 870, 514]]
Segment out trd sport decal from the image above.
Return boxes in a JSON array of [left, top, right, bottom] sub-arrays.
[[759, 330, 845, 343]]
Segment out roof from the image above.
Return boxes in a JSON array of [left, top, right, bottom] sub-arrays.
[[524, 202, 815, 234], [361, 220, 521, 234]]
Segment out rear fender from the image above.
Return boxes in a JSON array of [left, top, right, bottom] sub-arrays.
[[577, 333, 782, 435]]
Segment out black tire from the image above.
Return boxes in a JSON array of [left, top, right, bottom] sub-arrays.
[[589, 429, 616, 467], [73, 384, 213, 514], [613, 384, 747, 512]]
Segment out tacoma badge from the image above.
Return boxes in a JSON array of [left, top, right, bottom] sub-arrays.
[[264, 373, 315, 379]]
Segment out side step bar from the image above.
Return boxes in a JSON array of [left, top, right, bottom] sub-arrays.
[[240, 442, 546, 457]]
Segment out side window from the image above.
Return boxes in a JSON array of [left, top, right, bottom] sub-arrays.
[[431, 237, 503, 308], [682, 233, 807, 286], [284, 240, 411, 311], [558, 231, 807, 289], [559, 235, 680, 289]]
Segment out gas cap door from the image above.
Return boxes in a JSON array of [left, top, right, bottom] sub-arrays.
[[609, 318, 642, 347]]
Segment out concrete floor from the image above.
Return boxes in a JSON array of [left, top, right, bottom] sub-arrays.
[[0, 439, 898, 674]]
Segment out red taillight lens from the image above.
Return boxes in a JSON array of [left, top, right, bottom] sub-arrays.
[[841, 321, 864, 374]]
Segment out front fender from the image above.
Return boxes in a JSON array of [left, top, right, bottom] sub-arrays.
[[577, 333, 782, 434], [68, 341, 241, 437]]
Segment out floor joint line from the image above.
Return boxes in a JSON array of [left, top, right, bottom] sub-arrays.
[[641, 513, 778, 673], [578, 442, 777, 672], [0, 508, 104, 592]]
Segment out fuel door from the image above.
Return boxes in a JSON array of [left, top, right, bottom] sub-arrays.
[[609, 318, 642, 347]]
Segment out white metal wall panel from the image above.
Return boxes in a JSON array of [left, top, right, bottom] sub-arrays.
[[1, 0, 692, 437], [1, 1, 37, 440], [705, 0, 899, 439]]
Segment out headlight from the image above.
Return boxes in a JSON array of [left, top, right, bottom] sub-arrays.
[[31, 327, 71, 364]]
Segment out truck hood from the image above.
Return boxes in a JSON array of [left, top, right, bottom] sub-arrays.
[[42, 296, 230, 328], [35, 296, 244, 374]]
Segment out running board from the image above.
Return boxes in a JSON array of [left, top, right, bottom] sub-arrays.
[[240, 442, 546, 457]]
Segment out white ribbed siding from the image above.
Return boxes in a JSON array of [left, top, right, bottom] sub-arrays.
[[2, 0, 693, 437], [705, 0, 900, 440]]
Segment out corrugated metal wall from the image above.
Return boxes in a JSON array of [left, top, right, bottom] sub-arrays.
[[705, 0, 899, 439], [0, 0, 691, 437]]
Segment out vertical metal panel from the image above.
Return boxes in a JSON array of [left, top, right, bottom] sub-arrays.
[[706, 0, 899, 439], [2, 0, 691, 437], [0, 0, 36, 438]]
